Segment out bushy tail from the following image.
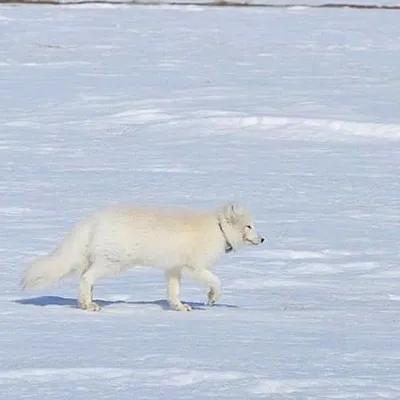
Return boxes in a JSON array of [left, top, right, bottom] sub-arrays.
[[21, 219, 92, 290]]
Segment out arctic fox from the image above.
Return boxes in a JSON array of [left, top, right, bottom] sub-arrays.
[[21, 202, 264, 311]]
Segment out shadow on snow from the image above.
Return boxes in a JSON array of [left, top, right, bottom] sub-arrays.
[[15, 295, 238, 311]]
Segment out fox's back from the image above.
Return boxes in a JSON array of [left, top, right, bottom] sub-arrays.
[[87, 205, 220, 269]]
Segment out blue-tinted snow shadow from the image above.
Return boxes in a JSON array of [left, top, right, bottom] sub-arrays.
[[15, 296, 238, 311]]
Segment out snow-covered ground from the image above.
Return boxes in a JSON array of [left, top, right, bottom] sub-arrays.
[[1, 4, 399, 399], [8, 1, 400, 7]]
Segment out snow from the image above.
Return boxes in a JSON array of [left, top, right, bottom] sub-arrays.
[[1, 4, 400, 399], [14, 1, 400, 7]]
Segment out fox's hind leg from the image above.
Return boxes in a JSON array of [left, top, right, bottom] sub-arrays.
[[78, 269, 100, 311], [78, 259, 113, 311]]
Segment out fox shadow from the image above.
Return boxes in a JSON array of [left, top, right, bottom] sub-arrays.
[[15, 296, 238, 311]]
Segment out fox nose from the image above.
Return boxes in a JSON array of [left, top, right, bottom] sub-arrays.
[[260, 237, 265, 243]]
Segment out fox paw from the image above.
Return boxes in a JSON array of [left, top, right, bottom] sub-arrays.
[[171, 302, 192, 311], [206, 288, 218, 306], [79, 301, 101, 311]]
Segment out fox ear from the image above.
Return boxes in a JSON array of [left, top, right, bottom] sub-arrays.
[[222, 202, 238, 222]]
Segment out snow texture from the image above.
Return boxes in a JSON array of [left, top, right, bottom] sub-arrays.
[[10, 1, 400, 7], [0, 4, 399, 400]]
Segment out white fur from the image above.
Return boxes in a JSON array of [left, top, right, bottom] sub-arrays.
[[21, 202, 264, 311]]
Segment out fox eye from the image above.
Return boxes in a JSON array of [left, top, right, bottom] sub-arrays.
[[246, 225, 253, 229]]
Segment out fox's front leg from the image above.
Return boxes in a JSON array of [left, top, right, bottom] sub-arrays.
[[185, 267, 221, 306], [165, 268, 192, 311], [207, 286, 219, 306]]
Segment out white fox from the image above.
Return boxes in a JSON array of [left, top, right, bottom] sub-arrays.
[[22, 202, 264, 311]]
